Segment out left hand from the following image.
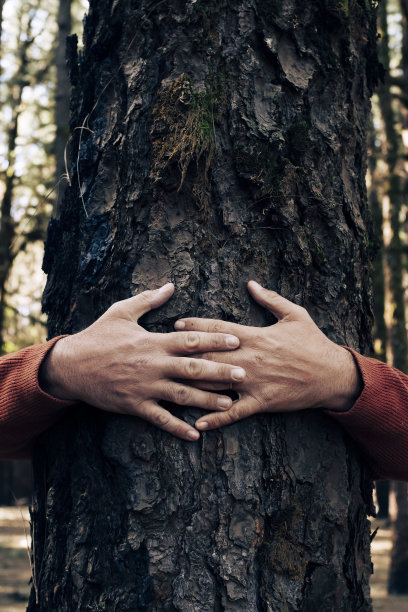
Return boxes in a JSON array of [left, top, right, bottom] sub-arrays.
[[174, 281, 362, 432]]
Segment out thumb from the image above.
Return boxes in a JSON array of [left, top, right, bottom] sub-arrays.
[[109, 283, 175, 322], [248, 281, 306, 321]]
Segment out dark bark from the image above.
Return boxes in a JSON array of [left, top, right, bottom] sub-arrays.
[[54, 0, 72, 215], [30, 1, 378, 610]]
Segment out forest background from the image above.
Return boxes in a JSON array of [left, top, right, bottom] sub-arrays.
[[1, 0, 408, 603]]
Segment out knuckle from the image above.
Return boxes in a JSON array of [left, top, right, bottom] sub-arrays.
[[185, 359, 202, 377], [173, 385, 190, 404], [255, 353, 264, 365], [212, 334, 223, 348], [138, 291, 153, 306], [293, 304, 307, 317], [185, 332, 200, 349], [226, 409, 238, 424], [132, 355, 151, 369], [206, 393, 218, 409], [154, 411, 171, 428]]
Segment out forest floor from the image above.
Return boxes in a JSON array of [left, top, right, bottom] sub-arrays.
[[0, 508, 407, 611]]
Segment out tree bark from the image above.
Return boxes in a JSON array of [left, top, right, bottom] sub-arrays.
[[54, 0, 72, 215], [30, 1, 378, 610]]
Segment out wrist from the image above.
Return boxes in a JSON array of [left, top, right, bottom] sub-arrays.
[[320, 345, 363, 412], [39, 336, 78, 402]]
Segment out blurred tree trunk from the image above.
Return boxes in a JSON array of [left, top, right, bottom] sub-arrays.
[[29, 1, 378, 610], [54, 0, 72, 215], [0, 0, 5, 60], [0, 461, 32, 505], [389, 483, 408, 593], [368, 119, 389, 519], [377, 1, 407, 374], [377, 0, 408, 594], [0, 10, 36, 351]]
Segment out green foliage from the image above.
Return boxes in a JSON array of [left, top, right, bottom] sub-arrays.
[[150, 71, 226, 211]]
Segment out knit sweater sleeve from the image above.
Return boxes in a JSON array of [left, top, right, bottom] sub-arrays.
[[0, 337, 74, 460], [327, 348, 408, 481]]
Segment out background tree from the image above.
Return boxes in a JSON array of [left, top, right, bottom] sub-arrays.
[[28, 1, 379, 610], [0, 0, 81, 506], [376, 0, 408, 594]]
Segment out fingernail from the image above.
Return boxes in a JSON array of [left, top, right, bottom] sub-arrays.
[[197, 421, 208, 430], [187, 429, 199, 440], [232, 368, 245, 381], [226, 335, 239, 348], [217, 397, 232, 409], [159, 282, 173, 292], [250, 280, 263, 290], [175, 320, 186, 330]]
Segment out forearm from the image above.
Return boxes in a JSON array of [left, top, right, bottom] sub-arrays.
[[0, 337, 73, 459], [327, 349, 408, 481]]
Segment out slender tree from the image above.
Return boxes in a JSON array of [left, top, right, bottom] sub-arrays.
[[29, 1, 379, 609], [378, 0, 408, 593], [368, 116, 390, 519]]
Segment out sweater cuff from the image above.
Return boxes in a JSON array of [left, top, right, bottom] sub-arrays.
[[0, 336, 74, 459], [326, 348, 408, 480], [20, 335, 75, 407]]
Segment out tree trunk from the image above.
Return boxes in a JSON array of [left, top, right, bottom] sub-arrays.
[[30, 1, 378, 610], [378, 0, 408, 593], [367, 119, 389, 519], [54, 0, 72, 215], [0, 9, 37, 350]]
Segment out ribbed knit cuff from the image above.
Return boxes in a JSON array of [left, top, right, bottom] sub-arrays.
[[0, 336, 74, 459], [327, 348, 408, 480]]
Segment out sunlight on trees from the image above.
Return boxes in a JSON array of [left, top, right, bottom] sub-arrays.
[[0, 0, 87, 352]]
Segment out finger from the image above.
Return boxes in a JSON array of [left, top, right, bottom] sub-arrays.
[[248, 280, 308, 321], [164, 357, 246, 383], [161, 383, 233, 411], [175, 317, 247, 336], [109, 283, 175, 322], [190, 350, 240, 365], [139, 400, 200, 441], [194, 398, 258, 431], [184, 381, 230, 391], [162, 331, 240, 354]]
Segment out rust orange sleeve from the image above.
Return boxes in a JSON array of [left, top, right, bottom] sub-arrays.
[[0, 337, 74, 459], [328, 349, 408, 481]]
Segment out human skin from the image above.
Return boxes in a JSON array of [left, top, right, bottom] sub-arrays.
[[40, 283, 245, 441], [174, 281, 363, 432]]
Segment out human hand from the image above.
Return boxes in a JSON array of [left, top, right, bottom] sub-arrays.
[[39, 283, 245, 441], [174, 281, 362, 432]]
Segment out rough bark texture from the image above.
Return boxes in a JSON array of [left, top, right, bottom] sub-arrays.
[[54, 0, 72, 215], [30, 1, 379, 610]]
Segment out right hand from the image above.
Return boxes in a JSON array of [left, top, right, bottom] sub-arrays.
[[39, 283, 245, 441]]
